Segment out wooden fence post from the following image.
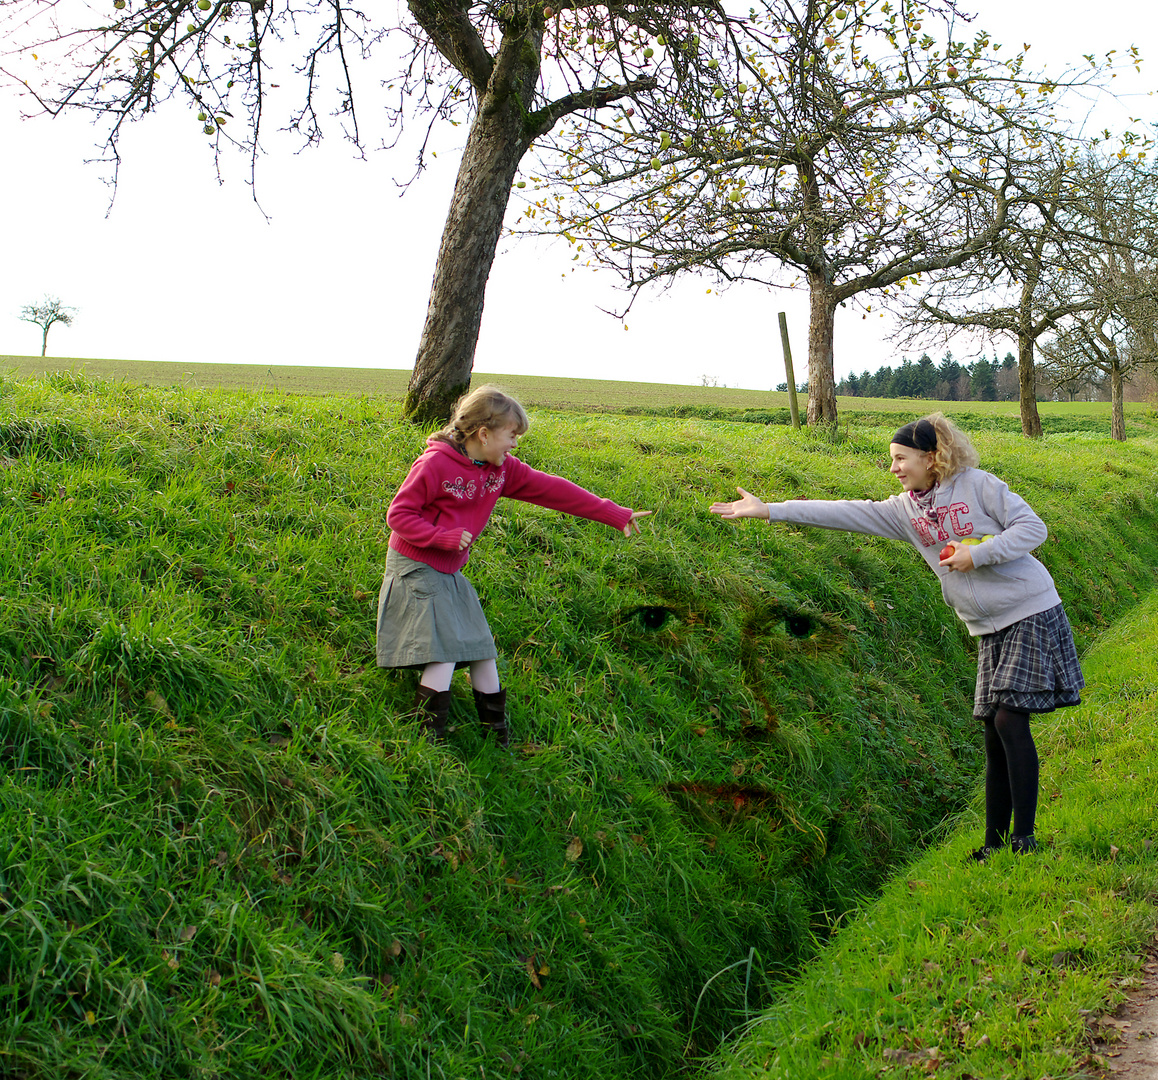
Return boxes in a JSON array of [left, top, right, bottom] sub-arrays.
[[778, 311, 801, 430]]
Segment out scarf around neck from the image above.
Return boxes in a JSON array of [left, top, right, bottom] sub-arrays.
[[909, 484, 940, 526]]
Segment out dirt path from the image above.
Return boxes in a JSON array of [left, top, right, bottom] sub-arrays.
[[1092, 935, 1158, 1078]]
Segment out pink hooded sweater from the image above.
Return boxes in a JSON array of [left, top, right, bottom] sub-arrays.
[[387, 437, 635, 575]]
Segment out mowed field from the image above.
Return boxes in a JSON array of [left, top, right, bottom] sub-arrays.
[[3, 353, 1145, 420]]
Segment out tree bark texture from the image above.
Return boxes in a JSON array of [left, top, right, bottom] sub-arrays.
[[1016, 282, 1043, 438], [1016, 339, 1042, 438], [805, 271, 839, 424], [1110, 352, 1125, 442], [404, 31, 540, 425]]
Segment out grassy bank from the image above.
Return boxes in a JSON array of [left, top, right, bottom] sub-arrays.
[[707, 591, 1158, 1080], [1, 371, 1155, 1078]]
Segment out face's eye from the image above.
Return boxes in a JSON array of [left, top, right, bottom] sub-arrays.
[[631, 606, 675, 631], [785, 614, 812, 638]]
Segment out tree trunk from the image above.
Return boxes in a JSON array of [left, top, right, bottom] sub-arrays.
[[403, 36, 539, 425], [1014, 278, 1043, 437], [41, 327, 49, 357], [805, 271, 839, 424], [1017, 331, 1042, 438], [1110, 352, 1126, 441]]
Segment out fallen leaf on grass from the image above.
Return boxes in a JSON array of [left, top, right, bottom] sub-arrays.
[[524, 954, 550, 989], [565, 836, 583, 862]]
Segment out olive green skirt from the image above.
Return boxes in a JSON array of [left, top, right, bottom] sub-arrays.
[[375, 549, 497, 669]]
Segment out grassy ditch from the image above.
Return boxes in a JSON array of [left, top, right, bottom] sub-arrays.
[[0, 371, 1155, 1079], [706, 590, 1158, 1080]]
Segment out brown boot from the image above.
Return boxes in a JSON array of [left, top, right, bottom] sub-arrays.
[[414, 685, 451, 742], [473, 688, 510, 749]]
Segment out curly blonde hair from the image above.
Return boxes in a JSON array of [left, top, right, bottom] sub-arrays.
[[432, 385, 530, 450], [924, 412, 980, 483]]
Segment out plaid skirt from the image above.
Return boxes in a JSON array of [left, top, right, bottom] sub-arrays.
[[973, 603, 1084, 720], [375, 550, 497, 669]]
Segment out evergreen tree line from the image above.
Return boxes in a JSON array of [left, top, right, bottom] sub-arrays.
[[831, 352, 1020, 401]]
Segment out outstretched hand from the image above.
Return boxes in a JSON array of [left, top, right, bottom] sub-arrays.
[[708, 487, 768, 520], [623, 510, 652, 537]]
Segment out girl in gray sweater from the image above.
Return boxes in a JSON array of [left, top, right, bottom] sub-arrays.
[[709, 412, 1083, 861]]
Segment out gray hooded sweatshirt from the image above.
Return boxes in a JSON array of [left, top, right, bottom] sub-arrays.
[[764, 467, 1061, 636]]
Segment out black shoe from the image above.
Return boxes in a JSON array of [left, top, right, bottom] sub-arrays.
[[970, 845, 1000, 863], [473, 688, 510, 749], [414, 686, 451, 743], [1011, 834, 1038, 855]]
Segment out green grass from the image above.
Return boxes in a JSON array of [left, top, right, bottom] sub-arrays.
[[4, 355, 1156, 439], [706, 591, 1158, 1080], [0, 368, 1156, 1079]]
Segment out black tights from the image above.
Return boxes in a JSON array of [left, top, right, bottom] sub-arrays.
[[982, 706, 1039, 848]]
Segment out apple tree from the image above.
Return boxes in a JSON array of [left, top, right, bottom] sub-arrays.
[[896, 130, 1155, 437], [895, 151, 1089, 437], [1037, 152, 1158, 440], [3, 0, 741, 422], [524, 0, 1112, 424], [19, 296, 77, 357]]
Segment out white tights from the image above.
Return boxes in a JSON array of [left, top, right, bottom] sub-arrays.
[[419, 659, 500, 695]]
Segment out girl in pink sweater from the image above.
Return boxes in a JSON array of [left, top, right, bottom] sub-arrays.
[[378, 386, 650, 746]]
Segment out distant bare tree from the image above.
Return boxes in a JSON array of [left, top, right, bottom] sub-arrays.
[[896, 151, 1098, 437], [19, 296, 76, 357], [898, 140, 1156, 437], [1038, 154, 1158, 440]]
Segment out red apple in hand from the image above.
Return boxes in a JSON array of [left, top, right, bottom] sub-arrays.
[[939, 543, 954, 562]]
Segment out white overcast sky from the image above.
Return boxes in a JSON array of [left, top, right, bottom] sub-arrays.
[[1, 1, 1154, 390]]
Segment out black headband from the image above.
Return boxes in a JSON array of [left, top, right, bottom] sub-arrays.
[[892, 419, 937, 452]]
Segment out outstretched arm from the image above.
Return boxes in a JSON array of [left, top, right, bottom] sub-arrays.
[[708, 488, 768, 520]]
